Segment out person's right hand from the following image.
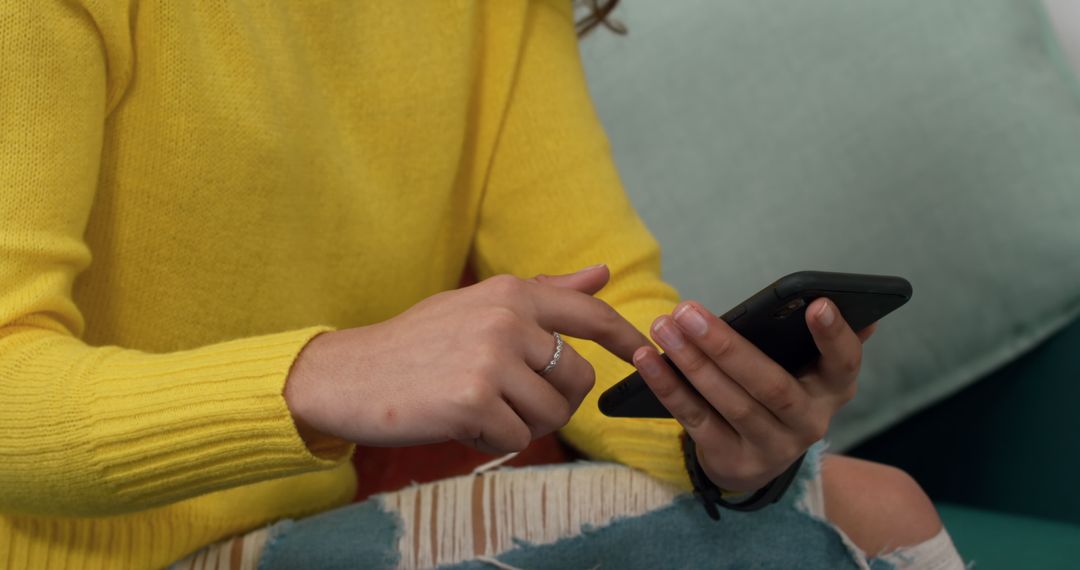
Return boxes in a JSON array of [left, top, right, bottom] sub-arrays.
[[283, 264, 651, 454]]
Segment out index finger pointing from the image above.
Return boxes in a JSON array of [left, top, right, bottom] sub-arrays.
[[528, 283, 652, 365]]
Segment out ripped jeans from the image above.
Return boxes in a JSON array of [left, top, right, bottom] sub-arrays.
[[169, 443, 964, 570]]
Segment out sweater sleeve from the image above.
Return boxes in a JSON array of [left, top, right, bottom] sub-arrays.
[[0, 1, 351, 517], [470, 0, 691, 490]]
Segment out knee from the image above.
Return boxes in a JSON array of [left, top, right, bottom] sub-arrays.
[[821, 455, 942, 556]]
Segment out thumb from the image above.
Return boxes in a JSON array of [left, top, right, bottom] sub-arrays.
[[528, 263, 609, 295]]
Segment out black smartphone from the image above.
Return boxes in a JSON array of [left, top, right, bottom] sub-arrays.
[[598, 271, 912, 418]]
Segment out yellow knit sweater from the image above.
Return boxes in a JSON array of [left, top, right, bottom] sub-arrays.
[[0, 1, 688, 567]]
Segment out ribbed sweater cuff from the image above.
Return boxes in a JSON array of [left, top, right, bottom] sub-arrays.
[[40, 326, 352, 509]]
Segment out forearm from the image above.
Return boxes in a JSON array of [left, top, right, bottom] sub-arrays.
[[0, 325, 350, 517]]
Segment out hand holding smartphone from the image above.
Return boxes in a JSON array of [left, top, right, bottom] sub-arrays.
[[599, 271, 912, 418]]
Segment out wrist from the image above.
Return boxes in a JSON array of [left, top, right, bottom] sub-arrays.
[[286, 330, 352, 459], [703, 458, 776, 495], [681, 432, 806, 520]]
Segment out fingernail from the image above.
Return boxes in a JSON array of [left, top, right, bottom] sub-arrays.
[[634, 349, 661, 376], [652, 319, 685, 349], [574, 263, 605, 274], [817, 301, 835, 327], [674, 304, 708, 337]]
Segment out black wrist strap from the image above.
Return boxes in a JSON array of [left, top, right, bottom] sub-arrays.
[[681, 432, 806, 521]]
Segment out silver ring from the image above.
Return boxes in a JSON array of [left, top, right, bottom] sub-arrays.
[[540, 332, 563, 376]]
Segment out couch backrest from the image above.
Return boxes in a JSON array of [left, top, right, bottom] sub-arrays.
[[579, 0, 1080, 448]]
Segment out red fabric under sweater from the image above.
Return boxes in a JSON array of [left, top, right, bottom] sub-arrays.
[[351, 436, 572, 501]]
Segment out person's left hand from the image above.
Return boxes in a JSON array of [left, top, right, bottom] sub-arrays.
[[632, 299, 876, 493]]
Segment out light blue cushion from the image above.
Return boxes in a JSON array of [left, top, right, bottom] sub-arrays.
[[579, 0, 1080, 448]]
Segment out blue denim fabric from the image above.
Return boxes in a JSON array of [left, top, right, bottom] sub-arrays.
[[443, 493, 865, 570], [258, 499, 401, 570], [258, 444, 889, 569]]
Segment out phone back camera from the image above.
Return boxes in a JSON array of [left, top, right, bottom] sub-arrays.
[[773, 298, 806, 319]]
